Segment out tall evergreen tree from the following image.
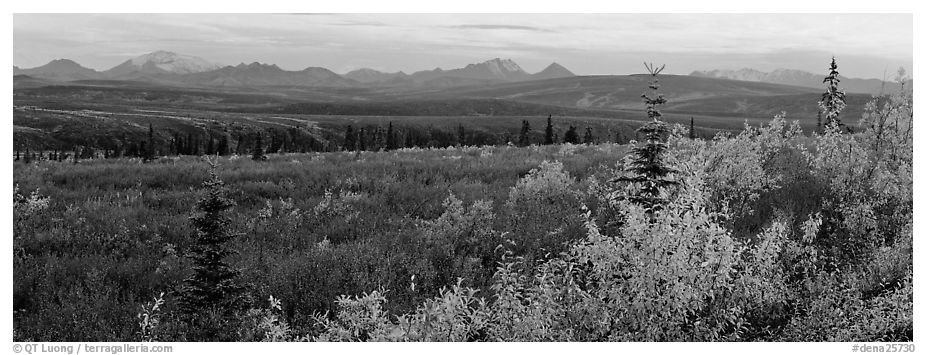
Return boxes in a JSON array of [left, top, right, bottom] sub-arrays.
[[206, 136, 216, 155], [178, 161, 247, 336], [689, 117, 696, 139], [358, 128, 367, 151], [217, 134, 229, 156], [386, 122, 397, 151], [457, 124, 466, 146], [818, 57, 847, 132], [251, 134, 266, 161], [544, 114, 555, 145], [343, 125, 356, 151], [615, 63, 678, 212], [143, 123, 157, 162], [518, 120, 531, 146]]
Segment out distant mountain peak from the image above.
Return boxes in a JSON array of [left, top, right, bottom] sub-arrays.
[[47, 58, 82, 65], [14, 58, 100, 81], [470, 58, 525, 74], [122, 50, 222, 74], [344, 67, 409, 84], [691, 67, 906, 95], [532, 62, 575, 80]]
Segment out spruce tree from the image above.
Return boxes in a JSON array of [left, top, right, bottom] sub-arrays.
[[343, 125, 356, 151], [206, 137, 215, 155], [518, 120, 531, 146], [583, 127, 594, 144], [143, 123, 157, 162], [544, 114, 555, 145], [251, 134, 266, 161], [358, 128, 367, 151], [457, 124, 466, 146], [386, 122, 397, 151], [818, 57, 847, 132], [614, 63, 678, 212], [689, 117, 696, 139], [217, 134, 229, 156], [178, 161, 246, 334]]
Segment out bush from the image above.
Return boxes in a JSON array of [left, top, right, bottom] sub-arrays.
[[504, 160, 583, 262]]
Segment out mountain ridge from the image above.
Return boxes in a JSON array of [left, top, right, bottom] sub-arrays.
[[690, 67, 908, 95], [14, 52, 577, 88]]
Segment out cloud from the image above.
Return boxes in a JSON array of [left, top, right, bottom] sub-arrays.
[[451, 24, 556, 33], [12, 13, 912, 78]]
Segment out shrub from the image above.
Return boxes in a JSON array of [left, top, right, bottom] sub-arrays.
[[420, 193, 496, 288], [504, 160, 582, 261]]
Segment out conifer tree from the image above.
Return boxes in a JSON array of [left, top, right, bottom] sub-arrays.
[[518, 120, 531, 146], [343, 125, 356, 151], [544, 114, 555, 145], [358, 128, 367, 151], [818, 57, 847, 132], [386, 122, 397, 151], [217, 134, 229, 156], [583, 127, 594, 144], [206, 137, 215, 156], [457, 124, 466, 146], [251, 134, 266, 161], [689, 117, 695, 139], [614, 63, 678, 212], [144, 123, 157, 162], [178, 161, 246, 328]]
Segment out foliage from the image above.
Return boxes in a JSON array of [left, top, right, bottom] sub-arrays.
[[421, 193, 496, 288], [13, 76, 913, 341], [137, 292, 165, 342], [504, 160, 582, 262]]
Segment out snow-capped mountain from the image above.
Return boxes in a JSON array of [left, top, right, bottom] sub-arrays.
[[105, 50, 223, 77]]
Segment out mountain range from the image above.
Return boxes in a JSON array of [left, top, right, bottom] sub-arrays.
[[13, 51, 576, 88], [14, 50, 906, 97], [690, 68, 908, 95]]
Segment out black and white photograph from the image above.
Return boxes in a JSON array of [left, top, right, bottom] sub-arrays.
[[9, 4, 917, 351]]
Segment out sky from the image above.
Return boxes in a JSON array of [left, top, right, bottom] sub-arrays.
[[13, 13, 913, 79]]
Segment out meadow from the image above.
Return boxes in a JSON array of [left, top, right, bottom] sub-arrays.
[[14, 94, 912, 342], [12, 70, 913, 342]]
